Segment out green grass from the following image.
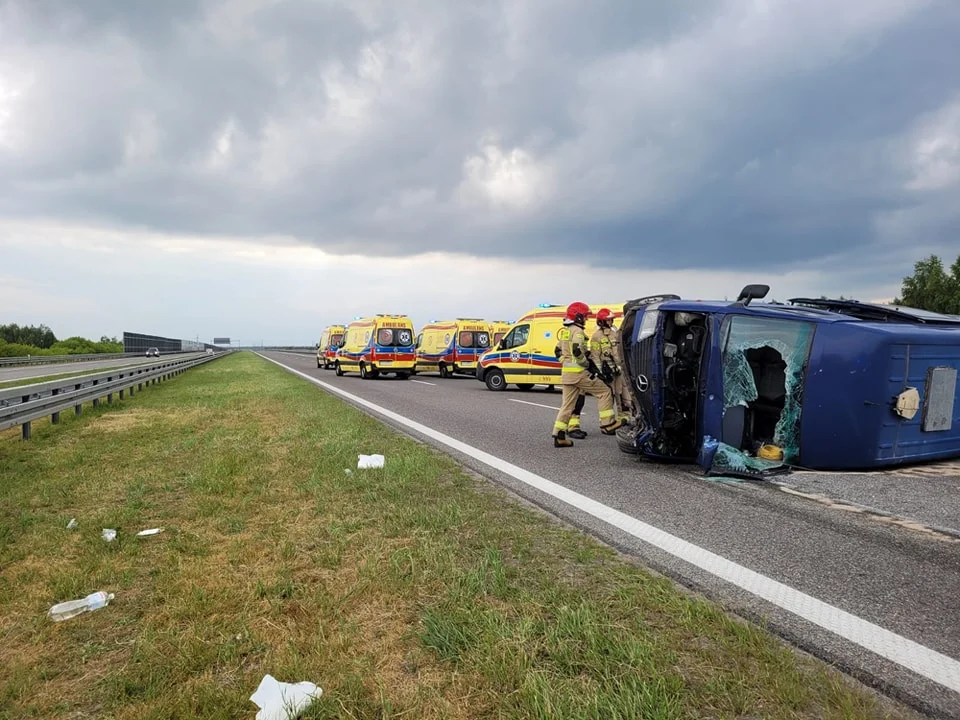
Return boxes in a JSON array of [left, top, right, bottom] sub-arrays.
[[0, 352, 919, 719]]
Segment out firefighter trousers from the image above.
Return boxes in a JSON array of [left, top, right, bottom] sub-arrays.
[[553, 373, 616, 435], [611, 373, 632, 418]]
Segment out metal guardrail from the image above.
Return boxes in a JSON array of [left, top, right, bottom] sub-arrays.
[[0, 352, 231, 440], [0, 351, 148, 367]]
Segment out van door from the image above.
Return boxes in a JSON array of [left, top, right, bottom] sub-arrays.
[[525, 322, 562, 385], [499, 323, 532, 381]]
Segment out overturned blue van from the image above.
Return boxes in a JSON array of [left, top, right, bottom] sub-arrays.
[[619, 286, 960, 471]]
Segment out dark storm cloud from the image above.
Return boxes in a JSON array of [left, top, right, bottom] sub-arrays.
[[0, 0, 958, 273]]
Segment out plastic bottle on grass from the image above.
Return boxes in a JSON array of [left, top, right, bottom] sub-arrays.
[[48, 591, 115, 622]]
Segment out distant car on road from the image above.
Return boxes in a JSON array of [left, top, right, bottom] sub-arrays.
[[145, 348, 160, 357], [206, 348, 214, 355]]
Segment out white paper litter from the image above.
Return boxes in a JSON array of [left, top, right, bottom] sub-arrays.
[[357, 454, 385, 469], [249, 674, 322, 720], [102, 529, 117, 542], [136, 528, 164, 537], [66, 518, 78, 530]]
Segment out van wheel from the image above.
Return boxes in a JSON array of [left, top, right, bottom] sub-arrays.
[[396, 372, 410, 380], [335, 362, 344, 376], [517, 383, 534, 391], [484, 369, 506, 391], [360, 363, 370, 379], [616, 426, 639, 454], [316, 359, 321, 368], [439, 363, 450, 379]]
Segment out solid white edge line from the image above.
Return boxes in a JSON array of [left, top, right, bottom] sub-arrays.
[[509, 398, 561, 411], [258, 352, 960, 695], [410, 379, 437, 386]]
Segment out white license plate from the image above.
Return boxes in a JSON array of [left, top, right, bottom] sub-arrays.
[[379, 360, 393, 365], [461, 361, 475, 367]]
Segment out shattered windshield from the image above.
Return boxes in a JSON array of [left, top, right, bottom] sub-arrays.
[[720, 315, 814, 463]]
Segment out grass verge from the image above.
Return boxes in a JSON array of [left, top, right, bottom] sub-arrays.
[[0, 352, 919, 719]]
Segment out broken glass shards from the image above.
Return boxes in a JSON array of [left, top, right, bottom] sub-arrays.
[[705, 440, 790, 479], [720, 315, 814, 464]]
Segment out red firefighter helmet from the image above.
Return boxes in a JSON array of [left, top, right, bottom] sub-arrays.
[[596, 308, 614, 324], [565, 301, 591, 325]]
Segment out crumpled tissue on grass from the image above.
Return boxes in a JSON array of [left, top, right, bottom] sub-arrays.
[[250, 674, 322, 720], [357, 453, 385, 469]]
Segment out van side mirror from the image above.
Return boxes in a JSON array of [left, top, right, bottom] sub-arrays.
[[498, 339, 506, 350]]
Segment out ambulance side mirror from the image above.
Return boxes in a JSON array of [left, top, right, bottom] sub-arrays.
[[497, 339, 506, 350]]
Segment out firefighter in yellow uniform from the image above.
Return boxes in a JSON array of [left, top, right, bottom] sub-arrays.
[[554, 325, 587, 439], [592, 308, 633, 423], [552, 302, 624, 447]]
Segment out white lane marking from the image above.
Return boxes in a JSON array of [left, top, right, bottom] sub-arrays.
[[258, 352, 960, 695], [410, 379, 436, 386], [510, 398, 560, 411]]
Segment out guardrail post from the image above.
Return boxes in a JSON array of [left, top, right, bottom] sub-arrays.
[[75, 384, 82, 416], [51, 388, 61, 425], [107, 377, 113, 404], [22, 421, 31, 440], [93, 380, 100, 407]]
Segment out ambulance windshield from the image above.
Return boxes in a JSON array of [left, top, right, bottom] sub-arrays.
[[330, 334, 344, 347]]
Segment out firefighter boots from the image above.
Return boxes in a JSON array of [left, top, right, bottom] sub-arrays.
[[553, 431, 574, 448]]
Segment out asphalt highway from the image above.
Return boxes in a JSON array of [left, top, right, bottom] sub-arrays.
[[264, 351, 960, 718], [0, 353, 199, 384]]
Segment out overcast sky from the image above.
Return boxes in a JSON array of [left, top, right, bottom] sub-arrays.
[[1, 0, 958, 345]]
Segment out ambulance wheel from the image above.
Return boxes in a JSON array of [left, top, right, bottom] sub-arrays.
[[439, 363, 451, 379], [484, 369, 506, 391], [517, 383, 534, 391], [396, 372, 410, 380], [316, 359, 321, 368], [335, 362, 344, 376], [360, 363, 370, 379]]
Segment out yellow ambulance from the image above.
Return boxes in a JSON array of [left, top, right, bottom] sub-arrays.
[[316, 324, 346, 369], [475, 303, 625, 391], [334, 314, 416, 379], [489, 321, 513, 348], [415, 319, 492, 377]]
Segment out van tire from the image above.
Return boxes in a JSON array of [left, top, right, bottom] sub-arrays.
[[484, 369, 506, 391], [396, 372, 410, 380], [616, 426, 639, 454], [439, 363, 451, 379], [517, 383, 534, 391], [316, 359, 321, 368], [335, 362, 344, 377], [360, 363, 369, 379]]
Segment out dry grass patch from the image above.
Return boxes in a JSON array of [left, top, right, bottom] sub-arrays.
[[0, 352, 922, 719]]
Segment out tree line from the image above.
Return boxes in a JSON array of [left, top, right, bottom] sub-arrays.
[[895, 254, 960, 315], [0, 323, 123, 357]]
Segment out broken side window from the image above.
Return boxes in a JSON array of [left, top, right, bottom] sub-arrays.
[[720, 315, 814, 463]]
